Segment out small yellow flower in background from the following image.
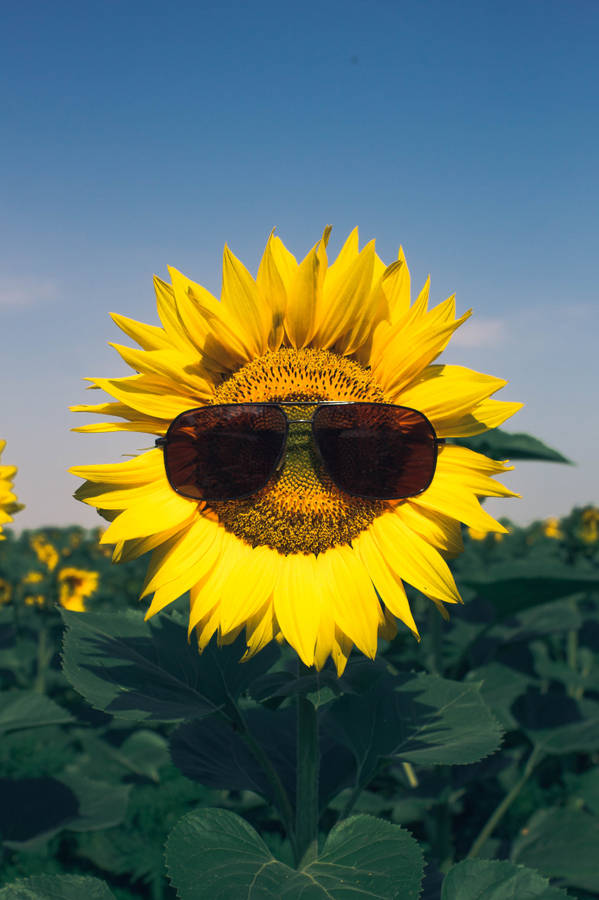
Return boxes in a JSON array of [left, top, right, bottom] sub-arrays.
[[31, 534, 60, 572], [467, 526, 503, 543], [25, 594, 45, 607], [543, 516, 563, 540], [467, 527, 489, 541], [23, 571, 44, 585], [0, 577, 12, 605], [579, 507, 599, 544], [0, 440, 24, 539], [71, 228, 521, 674], [57, 567, 99, 612]]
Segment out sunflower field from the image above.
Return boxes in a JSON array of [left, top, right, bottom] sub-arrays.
[[1, 236, 599, 899], [1, 447, 598, 899]]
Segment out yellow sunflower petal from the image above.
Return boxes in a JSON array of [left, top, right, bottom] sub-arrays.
[[331, 626, 353, 676], [112, 521, 186, 563], [109, 344, 213, 397], [353, 529, 419, 637], [386, 246, 412, 322], [371, 512, 461, 606], [85, 374, 200, 420], [285, 228, 330, 348], [187, 532, 248, 637], [274, 553, 321, 666], [439, 398, 524, 437], [167, 267, 248, 371], [70, 449, 164, 485], [242, 600, 276, 660], [219, 545, 280, 636], [412, 477, 510, 534], [222, 245, 270, 358], [318, 545, 380, 659], [142, 514, 221, 598], [110, 312, 172, 352], [99, 488, 196, 544], [256, 232, 288, 351], [394, 365, 508, 425], [314, 239, 376, 351], [373, 299, 472, 397], [396, 503, 464, 558]]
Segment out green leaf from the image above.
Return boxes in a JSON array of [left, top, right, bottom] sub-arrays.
[[452, 429, 571, 463], [460, 560, 599, 616], [170, 707, 354, 811], [0, 874, 116, 900], [166, 808, 424, 899], [567, 767, 599, 817], [511, 807, 599, 892], [513, 689, 599, 754], [326, 672, 503, 788], [78, 729, 170, 782], [0, 777, 79, 849], [441, 859, 570, 899], [58, 772, 130, 831], [0, 689, 74, 735], [61, 609, 279, 722], [467, 663, 536, 731]]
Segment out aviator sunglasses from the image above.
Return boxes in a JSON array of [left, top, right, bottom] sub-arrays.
[[156, 401, 444, 502]]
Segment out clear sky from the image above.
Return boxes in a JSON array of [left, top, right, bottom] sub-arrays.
[[2, 0, 597, 530]]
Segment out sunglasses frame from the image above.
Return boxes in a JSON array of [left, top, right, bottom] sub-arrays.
[[155, 401, 444, 502]]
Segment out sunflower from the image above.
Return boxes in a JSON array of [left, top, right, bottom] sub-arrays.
[[0, 440, 23, 538], [71, 228, 521, 674], [543, 517, 563, 540], [0, 577, 11, 605], [30, 534, 59, 572], [57, 566, 99, 612]]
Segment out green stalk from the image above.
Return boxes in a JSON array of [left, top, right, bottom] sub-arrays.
[[34, 623, 49, 693], [467, 746, 542, 859], [295, 685, 319, 866]]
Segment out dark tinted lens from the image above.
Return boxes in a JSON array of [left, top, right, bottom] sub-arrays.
[[164, 404, 287, 500], [313, 403, 438, 499]]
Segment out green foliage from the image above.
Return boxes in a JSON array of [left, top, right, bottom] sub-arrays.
[[61, 608, 279, 722], [512, 807, 599, 893], [0, 690, 73, 734], [166, 808, 424, 899], [441, 859, 571, 899], [1, 499, 599, 897], [452, 429, 572, 463], [0, 874, 116, 899], [326, 671, 503, 787]]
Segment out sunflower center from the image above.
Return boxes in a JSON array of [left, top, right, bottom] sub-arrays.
[[210, 348, 387, 555]]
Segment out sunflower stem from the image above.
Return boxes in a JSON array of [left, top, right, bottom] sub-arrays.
[[466, 745, 542, 859], [295, 666, 319, 866]]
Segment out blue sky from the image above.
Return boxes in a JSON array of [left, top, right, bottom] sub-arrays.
[[2, 0, 597, 530]]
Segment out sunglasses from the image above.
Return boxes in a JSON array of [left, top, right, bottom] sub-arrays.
[[155, 401, 443, 502]]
